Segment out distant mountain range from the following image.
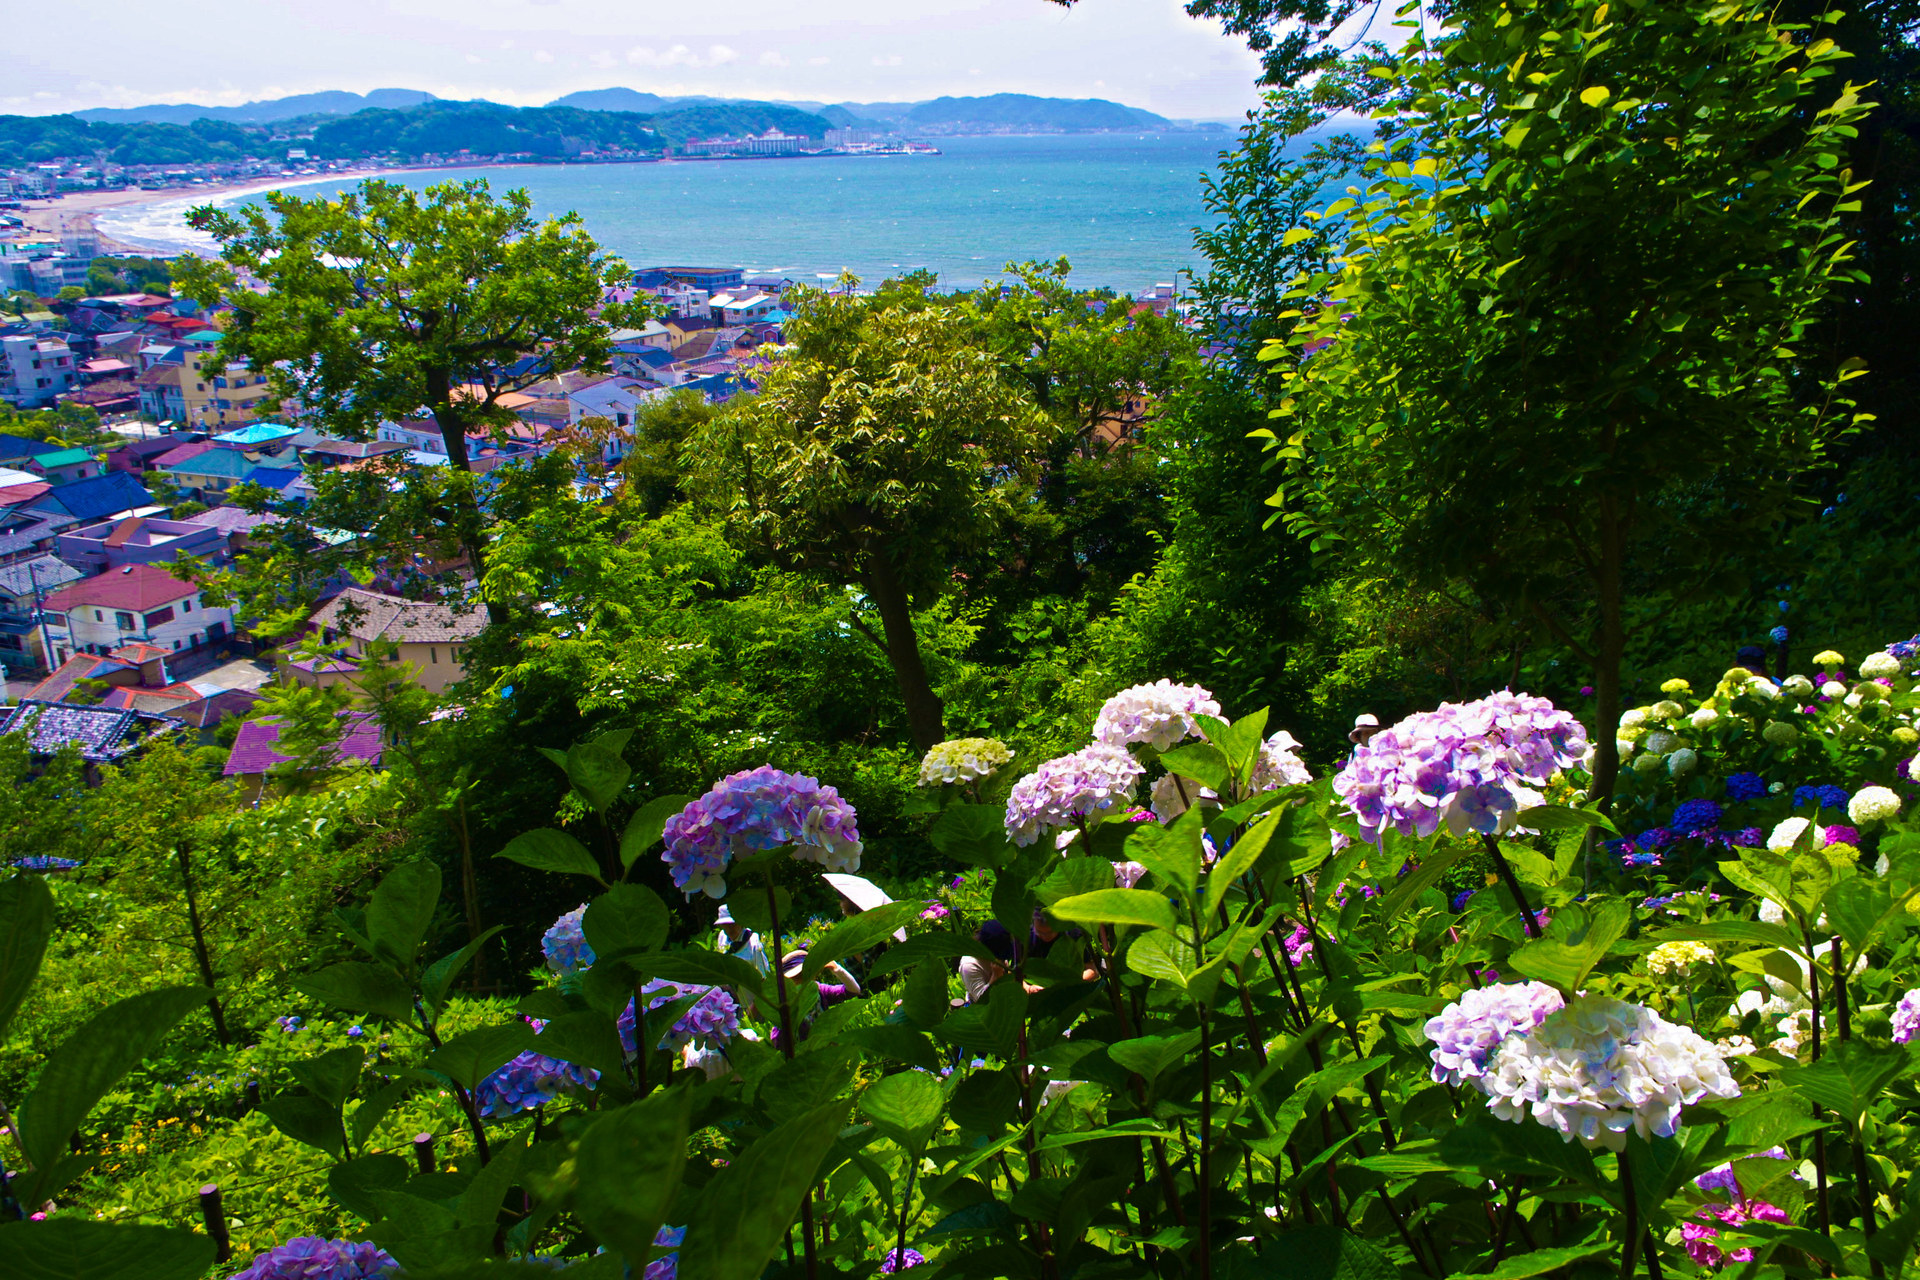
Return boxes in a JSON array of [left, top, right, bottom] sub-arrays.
[[73, 88, 1203, 133]]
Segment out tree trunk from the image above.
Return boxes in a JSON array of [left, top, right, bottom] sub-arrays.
[[177, 845, 231, 1048], [859, 548, 946, 752], [426, 374, 508, 627], [1588, 499, 1628, 807]]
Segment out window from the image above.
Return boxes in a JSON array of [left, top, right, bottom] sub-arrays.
[[182, 599, 193, 613], [429, 647, 437, 664], [114, 611, 135, 630], [144, 607, 175, 627], [93, 609, 103, 622], [172, 639, 181, 650], [42, 612, 63, 628]]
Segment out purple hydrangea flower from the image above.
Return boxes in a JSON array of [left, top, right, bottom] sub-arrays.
[[1423, 981, 1566, 1087], [541, 905, 596, 976], [346, 1026, 365, 1040], [881, 1247, 930, 1273], [227, 1237, 398, 1280], [645, 1226, 685, 1280], [1695, 1148, 1791, 1199], [276, 1016, 303, 1034], [1003, 743, 1143, 846], [1893, 990, 1920, 1045], [1092, 680, 1221, 750], [661, 766, 864, 898], [475, 1025, 599, 1119], [1823, 824, 1861, 847], [1732, 827, 1764, 847], [1450, 889, 1476, 912], [1282, 923, 1313, 967], [1725, 773, 1768, 802], [1671, 799, 1723, 835], [12, 856, 81, 872], [619, 981, 741, 1055], [1332, 691, 1587, 843], [920, 901, 951, 921]]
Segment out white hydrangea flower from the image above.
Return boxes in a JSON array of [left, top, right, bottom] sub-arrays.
[[1150, 770, 1211, 823], [1757, 898, 1832, 931], [1848, 786, 1902, 824], [1768, 817, 1812, 853], [1647, 940, 1715, 980], [1689, 708, 1719, 729], [1667, 748, 1698, 776], [1619, 708, 1649, 730], [1860, 652, 1902, 680], [1813, 650, 1846, 668], [917, 737, 1015, 787], [1651, 701, 1685, 721], [1746, 678, 1781, 700], [1762, 721, 1799, 746], [1632, 754, 1665, 775], [1822, 681, 1848, 699], [1093, 680, 1222, 751], [1616, 739, 1635, 760], [1481, 996, 1740, 1150], [1715, 1035, 1758, 1057], [1909, 756, 1920, 785], [1781, 674, 1815, 698], [1644, 730, 1679, 755]]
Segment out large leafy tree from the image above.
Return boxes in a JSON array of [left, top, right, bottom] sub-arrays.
[[685, 289, 1057, 751], [176, 179, 633, 620], [1258, 0, 1873, 801]]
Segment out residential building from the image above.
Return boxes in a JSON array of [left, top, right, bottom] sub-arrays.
[[211, 422, 300, 451], [56, 515, 227, 574], [301, 586, 486, 694], [25, 471, 155, 523], [180, 350, 273, 430], [0, 699, 179, 768], [0, 508, 79, 566], [0, 553, 81, 670], [40, 562, 233, 663], [610, 321, 674, 351], [634, 266, 744, 291], [135, 362, 186, 423], [161, 447, 295, 499], [0, 334, 78, 408], [707, 291, 778, 325], [25, 447, 101, 485], [224, 712, 385, 800], [566, 376, 666, 429]]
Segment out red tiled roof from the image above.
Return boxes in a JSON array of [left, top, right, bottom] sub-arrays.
[[26, 653, 133, 702], [152, 441, 214, 468], [45, 564, 199, 613], [109, 641, 173, 664], [0, 483, 52, 508]]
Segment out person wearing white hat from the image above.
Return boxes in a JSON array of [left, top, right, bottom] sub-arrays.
[[1349, 713, 1382, 745], [714, 903, 770, 976]]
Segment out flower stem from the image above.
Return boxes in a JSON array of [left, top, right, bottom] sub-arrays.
[[1617, 1150, 1638, 1280], [1199, 1009, 1213, 1280], [1833, 938, 1883, 1271], [1481, 834, 1543, 938], [765, 868, 816, 1280]]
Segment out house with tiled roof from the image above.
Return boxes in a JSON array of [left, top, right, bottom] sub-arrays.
[[25, 447, 100, 485], [0, 508, 79, 567], [0, 699, 178, 768], [41, 563, 232, 666], [224, 711, 385, 800], [105, 435, 196, 476], [136, 365, 186, 423], [0, 553, 80, 671], [25, 471, 155, 523], [299, 587, 486, 694], [161, 447, 296, 499]]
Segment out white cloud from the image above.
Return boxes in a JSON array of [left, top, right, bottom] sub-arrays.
[[533, 50, 554, 63], [588, 50, 616, 68], [871, 54, 902, 67], [808, 56, 830, 66], [626, 43, 738, 69], [759, 51, 790, 67]]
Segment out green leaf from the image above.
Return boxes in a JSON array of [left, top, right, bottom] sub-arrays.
[[802, 900, 924, 981], [0, 1219, 214, 1280], [291, 1046, 366, 1110], [1159, 742, 1231, 794], [868, 932, 994, 978], [1107, 1030, 1201, 1082], [494, 828, 603, 881], [840, 1024, 943, 1071], [566, 742, 631, 813], [572, 1082, 693, 1267], [1037, 857, 1117, 907], [590, 727, 635, 758], [366, 860, 441, 970], [1514, 804, 1617, 834], [1258, 1226, 1400, 1280], [928, 803, 1016, 869], [1504, 900, 1629, 994], [261, 1092, 347, 1158], [1579, 85, 1612, 107], [1207, 813, 1281, 917], [1049, 888, 1178, 933], [1653, 920, 1801, 951], [934, 978, 1027, 1059], [457, 1128, 527, 1229], [1126, 931, 1195, 986], [16, 984, 210, 1201], [0, 873, 55, 1044], [1445, 1240, 1613, 1279], [421, 926, 505, 1017], [949, 1068, 1022, 1133], [583, 883, 669, 960], [639, 949, 764, 996], [525, 1010, 629, 1081], [677, 1099, 850, 1280], [297, 961, 417, 1022], [1377, 846, 1467, 923], [350, 1080, 412, 1148], [1197, 708, 1269, 785], [1781, 1040, 1914, 1124], [859, 1069, 945, 1152], [757, 1048, 857, 1122], [422, 1024, 537, 1091], [620, 795, 691, 870], [327, 1152, 410, 1221]]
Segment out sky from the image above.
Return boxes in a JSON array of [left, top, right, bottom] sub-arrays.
[[6, 0, 1271, 122]]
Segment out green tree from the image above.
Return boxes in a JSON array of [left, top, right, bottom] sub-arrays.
[[1258, 0, 1873, 802], [175, 179, 635, 621], [685, 288, 1056, 751]]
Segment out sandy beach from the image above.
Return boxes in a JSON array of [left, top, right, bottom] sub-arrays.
[[12, 168, 420, 255]]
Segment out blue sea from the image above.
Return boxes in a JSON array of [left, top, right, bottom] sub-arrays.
[[96, 133, 1235, 293]]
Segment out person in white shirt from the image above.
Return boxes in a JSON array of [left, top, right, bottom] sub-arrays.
[[714, 904, 771, 975]]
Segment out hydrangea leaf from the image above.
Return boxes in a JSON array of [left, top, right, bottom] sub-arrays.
[[326, 1152, 410, 1222], [1780, 1040, 1914, 1125], [422, 1024, 539, 1091], [565, 741, 631, 813], [860, 1068, 945, 1153], [1050, 888, 1180, 934], [869, 931, 995, 978], [1504, 900, 1629, 994], [677, 1099, 851, 1280], [620, 794, 693, 870], [571, 1082, 692, 1269], [0, 1220, 214, 1280], [929, 802, 1017, 869], [366, 859, 441, 971], [495, 828, 603, 882], [0, 873, 55, 1046], [582, 882, 669, 960], [802, 900, 923, 982], [297, 961, 416, 1022], [421, 925, 505, 1019]]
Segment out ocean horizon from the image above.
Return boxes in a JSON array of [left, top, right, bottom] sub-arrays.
[[95, 133, 1235, 294]]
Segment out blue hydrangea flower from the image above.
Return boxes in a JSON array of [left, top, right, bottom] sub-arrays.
[[1793, 784, 1850, 811], [662, 766, 864, 897], [619, 981, 741, 1055], [881, 1247, 930, 1273], [1725, 773, 1768, 802], [645, 1226, 686, 1280], [1671, 799, 1723, 835], [1769, 626, 1789, 646], [227, 1237, 398, 1280], [12, 856, 82, 872], [1732, 827, 1764, 847], [1450, 889, 1476, 912], [475, 1049, 598, 1119], [541, 905, 596, 976]]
